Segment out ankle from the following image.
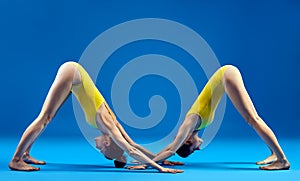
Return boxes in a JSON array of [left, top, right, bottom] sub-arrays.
[[11, 156, 22, 162], [23, 152, 30, 157], [277, 157, 289, 164]]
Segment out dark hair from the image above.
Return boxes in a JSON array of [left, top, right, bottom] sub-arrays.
[[176, 144, 193, 158], [114, 159, 126, 168], [104, 156, 113, 160], [105, 155, 126, 168]]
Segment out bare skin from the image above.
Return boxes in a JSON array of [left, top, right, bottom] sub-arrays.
[[9, 61, 183, 173], [162, 160, 184, 166], [128, 65, 290, 171], [22, 153, 45, 165], [259, 160, 290, 170], [256, 151, 277, 165], [223, 66, 289, 170]]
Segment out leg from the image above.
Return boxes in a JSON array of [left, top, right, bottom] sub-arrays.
[[222, 65, 290, 170], [9, 62, 81, 171]]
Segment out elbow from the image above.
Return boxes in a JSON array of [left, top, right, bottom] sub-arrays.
[[167, 150, 176, 156], [166, 145, 176, 155], [131, 142, 140, 148]]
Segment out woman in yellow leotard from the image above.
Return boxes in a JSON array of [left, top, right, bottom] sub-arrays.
[[8, 61, 183, 173], [127, 65, 290, 171]]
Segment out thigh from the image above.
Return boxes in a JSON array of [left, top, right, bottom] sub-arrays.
[[39, 62, 78, 117], [223, 66, 259, 122]]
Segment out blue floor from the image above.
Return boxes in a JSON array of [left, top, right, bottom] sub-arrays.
[[1, 137, 299, 181]]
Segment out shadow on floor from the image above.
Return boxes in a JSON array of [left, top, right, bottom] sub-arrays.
[[43, 161, 259, 172], [185, 161, 259, 171], [43, 162, 158, 173]]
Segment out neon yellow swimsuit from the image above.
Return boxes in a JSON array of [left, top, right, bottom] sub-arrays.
[[70, 62, 105, 128], [186, 65, 229, 130]]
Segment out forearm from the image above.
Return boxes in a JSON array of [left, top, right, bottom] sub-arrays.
[[132, 143, 156, 159], [115, 121, 156, 158], [126, 147, 163, 171], [152, 150, 174, 163], [150, 117, 195, 163], [145, 144, 176, 163]]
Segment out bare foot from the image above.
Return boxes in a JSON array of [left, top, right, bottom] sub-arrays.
[[22, 153, 46, 165], [259, 159, 290, 170], [9, 158, 40, 171], [256, 154, 277, 165]]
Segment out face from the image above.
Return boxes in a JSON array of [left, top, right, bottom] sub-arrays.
[[95, 135, 124, 160], [184, 136, 203, 154], [190, 136, 203, 150], [95, 135, 109, 153]]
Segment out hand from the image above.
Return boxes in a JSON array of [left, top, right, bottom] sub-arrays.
[[162, 160, 184, 166], [130, 160, 141, 164], [159, 167, 184, 174], [126, 165, 147, 170]]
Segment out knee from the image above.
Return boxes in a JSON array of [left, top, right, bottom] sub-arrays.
[[37, 112, 55, 126], [222, 65, 239, 71], [45, 114, 54, 124], [56, 61, 79, 82], [245, 114, 263, 128], [223, 65, 240, 75], [222, 65, 241, 83], [58, 61, 77, 73]]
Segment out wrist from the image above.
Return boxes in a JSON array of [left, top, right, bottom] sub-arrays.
[[156, 165, 164, 172]]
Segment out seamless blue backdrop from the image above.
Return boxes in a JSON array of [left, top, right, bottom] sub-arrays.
[[0, 0, 299, 140]]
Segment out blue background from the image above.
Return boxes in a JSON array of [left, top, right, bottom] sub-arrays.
[[0, 0, 299, 142]]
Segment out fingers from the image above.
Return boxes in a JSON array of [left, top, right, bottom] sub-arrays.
[[171, 169, 184, 173], [125, 164, 184, 174], [162, 160, 184, 166], [170, 161, 184, 166], [160, 168, 184, 174], [125, 165, 146, 170], [162, 160, 173, 166]]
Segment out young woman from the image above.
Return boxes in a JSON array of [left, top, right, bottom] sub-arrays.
[[128, 65, 290, 171], [9, 61, 183, 173]]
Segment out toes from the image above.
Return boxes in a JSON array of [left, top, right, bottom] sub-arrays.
[[23, 159, 46, 165], [35, 160, 46, 165], [256, 161, 265, 165], [259, 164, 290, 171], [24, 166, 40, 171], [9, 162, 41, 172], [31, 167, 40, 171], [259, 166, 268, 170], [257, 158, 277, 165], [256, 161, 271, 165]]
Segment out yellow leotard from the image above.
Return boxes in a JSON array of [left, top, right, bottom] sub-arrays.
[[186, 65, 229, 130], [70, 62, 105, 128]]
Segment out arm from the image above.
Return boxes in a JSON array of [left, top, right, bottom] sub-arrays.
[[127, 119, 194, 170], [97, 110, 182, 173], [115, 121, 156, 159], [152, 118, 197, 163], [104, 103, 156, 158], [109, 125, 160, 169]]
